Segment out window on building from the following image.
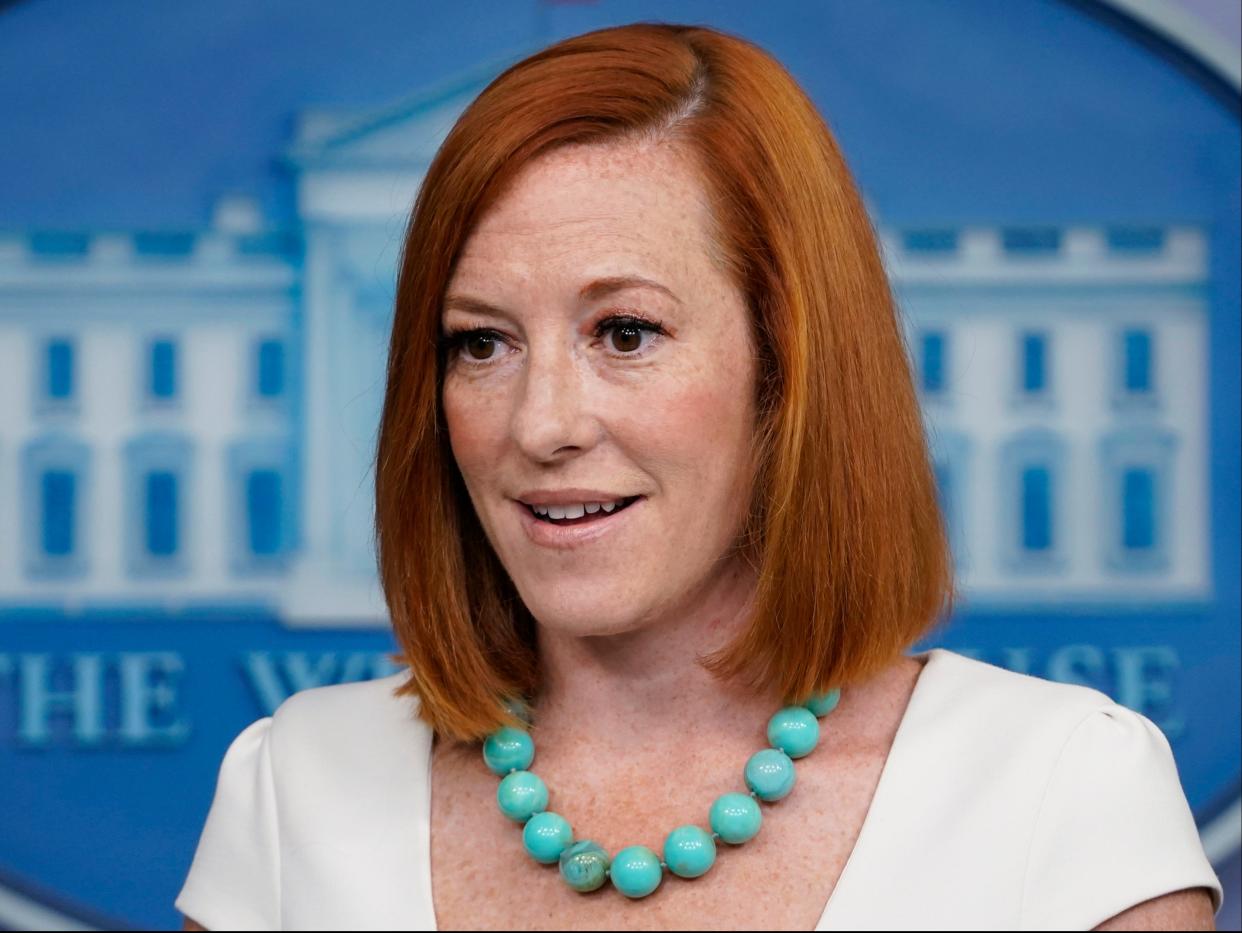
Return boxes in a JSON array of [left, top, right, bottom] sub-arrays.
[[246, 469, 283, 555], [145, 471, 179, 556], [1002, 227, 1061, 255], [30, 231, 90, 259], [1021, 466, 1053, 552], [22, 435, 90, 578], [1121, 467, 1155, 551], [921, 331, 947, 395], [998, 429, 1066, 573], [255, 338, 285, 399], [1122, 328, 1153, 395], [133, 231, 195, 257], [929, 429, 971, 574], [237, 231, 302, 258], [1020, 331, 1049, 395], [149, 338, 177, 401], [41, 470, 76, 556], [1099, 429, 1174, 573], [124, 433, 190, 576], [1107, 227, 1165, 254], [228, 438, 295, 573], [902, 229, 958, 254], [46, 338, 75, 400]]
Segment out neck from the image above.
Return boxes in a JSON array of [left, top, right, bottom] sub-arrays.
[[529, 555, 782, 750]]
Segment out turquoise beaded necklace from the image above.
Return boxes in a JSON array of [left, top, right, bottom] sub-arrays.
[[481, 687, 842, 899]]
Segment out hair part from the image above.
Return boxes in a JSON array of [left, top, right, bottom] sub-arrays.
[[374, 22, 956, 743]]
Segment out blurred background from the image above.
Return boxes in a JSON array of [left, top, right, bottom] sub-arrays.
[[0, 0, 1238, 929]]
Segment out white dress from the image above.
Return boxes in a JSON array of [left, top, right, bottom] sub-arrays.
[[174, 647, 1224, 931]]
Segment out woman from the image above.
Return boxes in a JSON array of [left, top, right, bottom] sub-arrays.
[[176, 23, 1222, 931]]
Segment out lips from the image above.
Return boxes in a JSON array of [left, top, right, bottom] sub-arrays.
[[526, 496, 642, 525], [515, 495, 645, 549]]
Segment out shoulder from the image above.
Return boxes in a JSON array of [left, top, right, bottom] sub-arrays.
[[913, 650, 1222, 926], [261, 672, 434, 839], [912, 648, 1201, 815], [268, 669, 424, 741], [178, 672, 436, 928], [918, 647, 1128, 747], [906, 649, 1183, 817]]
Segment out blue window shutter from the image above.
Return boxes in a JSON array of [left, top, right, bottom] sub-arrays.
[[145, 471, 178, 556], [1022, 333, 1046, 393], [922, 332, 945, 393], [48, 340, 74, 399], [1021, 465, 1052, 551], [257, 340, 285, 397], [42, 470, 75, 555], [1122, 467, 1156, 550], [150, 340, 177, 398], [1124, 330, 1152, 393], [247, 469, 283, 555]]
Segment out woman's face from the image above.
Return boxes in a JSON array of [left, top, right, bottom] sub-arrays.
[[440, 140, 759, 637]]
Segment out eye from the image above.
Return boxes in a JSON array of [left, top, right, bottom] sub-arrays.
[[439, 314, 667, 368], [439, 327, 511, 367], [463, 333, 498, 361], [595, 314, 666, 357]]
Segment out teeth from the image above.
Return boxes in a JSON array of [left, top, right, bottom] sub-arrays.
[[529, 498, 632, 521]]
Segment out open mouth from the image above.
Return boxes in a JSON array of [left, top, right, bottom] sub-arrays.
[[525, 496, 643, 526]]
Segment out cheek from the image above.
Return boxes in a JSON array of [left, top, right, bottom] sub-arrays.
[[442, 384, 504, 477], [634, 363, 756, 493]]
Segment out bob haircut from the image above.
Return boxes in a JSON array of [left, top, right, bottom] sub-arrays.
[[375, 22, 956, 742]]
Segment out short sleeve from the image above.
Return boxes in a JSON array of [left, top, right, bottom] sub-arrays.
[[175, 717, 281, 931], [1020, 703, 1224, 930]]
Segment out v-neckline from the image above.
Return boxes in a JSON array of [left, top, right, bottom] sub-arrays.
[[416, 648, 944, 931], [811, 647, 940, 929]]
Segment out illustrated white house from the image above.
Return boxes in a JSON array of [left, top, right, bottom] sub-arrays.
[[0, 60, 1210, 625]]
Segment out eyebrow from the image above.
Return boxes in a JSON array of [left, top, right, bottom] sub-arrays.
[[579, 274, 681, 305], [442, 274, 681, 320]]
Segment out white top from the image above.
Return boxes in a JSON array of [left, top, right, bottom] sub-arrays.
[[175, 647, 1224, 931]]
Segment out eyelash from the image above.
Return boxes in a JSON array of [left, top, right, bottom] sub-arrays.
[[438, 314, 667, 368]]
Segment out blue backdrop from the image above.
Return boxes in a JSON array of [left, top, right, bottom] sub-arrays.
[[0, 1, 1237, 928]]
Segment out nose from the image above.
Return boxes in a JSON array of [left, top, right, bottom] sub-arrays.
[[509, 339, 599, 463]]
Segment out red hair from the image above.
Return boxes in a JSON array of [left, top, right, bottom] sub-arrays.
[[375, 22, 956, 742]]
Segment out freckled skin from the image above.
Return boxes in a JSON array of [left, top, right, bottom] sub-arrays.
[[433, 150, 933, 927], [441, 139, 759, 640]]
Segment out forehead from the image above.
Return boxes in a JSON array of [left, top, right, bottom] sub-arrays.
[[450, 140, 719, 288]]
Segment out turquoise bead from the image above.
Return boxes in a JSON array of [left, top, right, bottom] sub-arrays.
[[745, 748, 797, 801], [559, 839, 610, 892], [483, 726, 534, 775], [805, 688, 841, 717], [709, 792, 763, 844], [522, 811, 573, 864], [496, 770, 547, 822], [767, 706, 820, 759], [663, 825, 716, 878], [610, 845, 663, 898]]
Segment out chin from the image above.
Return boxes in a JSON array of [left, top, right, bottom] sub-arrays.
[[521, 591, 650, 638]]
